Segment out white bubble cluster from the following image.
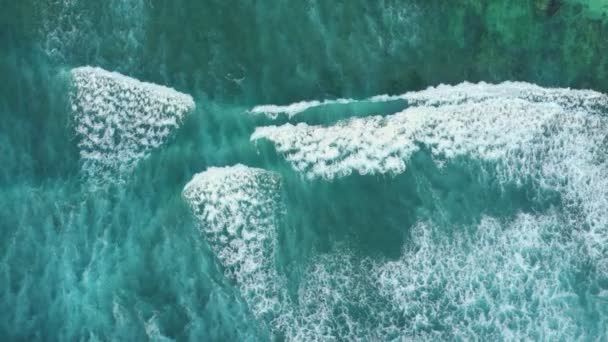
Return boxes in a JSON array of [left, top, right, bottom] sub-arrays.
[[182, 164, 607, 340], [182, 165, 287, 324], [288, 213, 606, 341], [70, 66, 195, 181], [288, 251, 402, 341]]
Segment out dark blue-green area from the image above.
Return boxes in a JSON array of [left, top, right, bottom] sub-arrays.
[[1, 0, 608, 340]]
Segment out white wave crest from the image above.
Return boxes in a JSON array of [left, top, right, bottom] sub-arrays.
[[249, 99, 356, 118], [70, 66, 195, 181]]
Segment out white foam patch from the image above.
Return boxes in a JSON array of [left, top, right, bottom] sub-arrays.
[[182, 165, 287, 323], [249, 99, 356, 118], [373, 213, 588, 340], [183, 165, 607, 340], [70, 66, 195, 181]]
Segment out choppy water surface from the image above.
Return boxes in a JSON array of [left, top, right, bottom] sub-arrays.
[[2, 1, 608, 340]]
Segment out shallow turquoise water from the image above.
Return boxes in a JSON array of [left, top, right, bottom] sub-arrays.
[[2, 1, 608, 341]]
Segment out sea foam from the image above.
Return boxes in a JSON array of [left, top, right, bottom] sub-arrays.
[[193, 83, 608, 340], [384, 81, 608, 113], [70, 66, 195, 181], [289, 213, 601, 340], [182, 165, 288, 326]]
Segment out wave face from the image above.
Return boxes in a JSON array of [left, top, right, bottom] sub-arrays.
[[70, 66, 195, 182]]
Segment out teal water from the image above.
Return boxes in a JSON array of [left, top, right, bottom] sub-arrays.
[[2, 1, 608, 340]]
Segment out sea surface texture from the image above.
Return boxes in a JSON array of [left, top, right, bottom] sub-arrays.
[[2, 1, 608, 341]]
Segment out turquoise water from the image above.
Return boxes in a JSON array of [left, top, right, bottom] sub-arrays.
[[2, 1, 608, 340]]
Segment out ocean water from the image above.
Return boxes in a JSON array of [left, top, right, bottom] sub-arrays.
[[2, 1, 608, 341]]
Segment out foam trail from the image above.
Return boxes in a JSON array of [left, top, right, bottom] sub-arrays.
[[182, 165, 287, 326], [70, 66, 195, 182], [249, 98, 356, 118]]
